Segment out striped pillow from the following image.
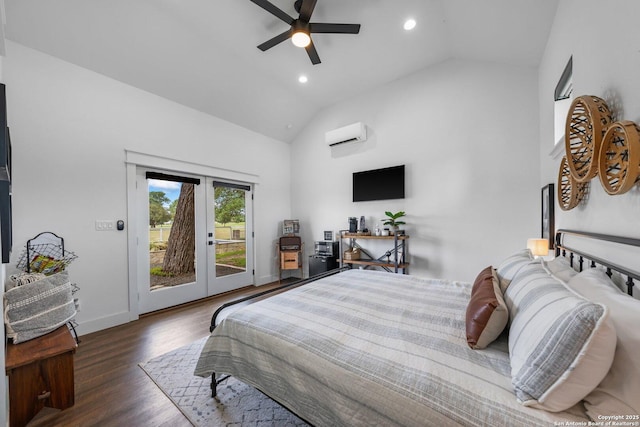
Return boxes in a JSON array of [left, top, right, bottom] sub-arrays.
[[504, 262, 617, 412], [496, 249, 533, 293], [4, 271, 76, 343]]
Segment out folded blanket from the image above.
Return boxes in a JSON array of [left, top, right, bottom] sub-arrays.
[[4, 270, 76, 343]]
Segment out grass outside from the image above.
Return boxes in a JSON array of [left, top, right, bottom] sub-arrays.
[[216, 249, 246, 268], [148, 223, 246, 283], [149, 247, 246, 286], [149, 249, 246, 275]]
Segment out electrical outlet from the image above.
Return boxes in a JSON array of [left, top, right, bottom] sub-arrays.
[[95, 220, 116, 231]]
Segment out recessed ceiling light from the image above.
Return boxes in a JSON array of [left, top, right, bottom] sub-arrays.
[[404, 19, 416, 31], [298, 75, 308, 84]]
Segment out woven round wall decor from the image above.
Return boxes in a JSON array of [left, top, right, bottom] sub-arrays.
[[598, 120, 640, 195], [558, 155, 588, 211], [565, 95, 614, 183]]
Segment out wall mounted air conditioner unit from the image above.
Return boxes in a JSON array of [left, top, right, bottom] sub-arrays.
[[325, 122, 367, 147]]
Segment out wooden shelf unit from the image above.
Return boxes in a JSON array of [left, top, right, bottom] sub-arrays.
[[339, 233, 409, 274]]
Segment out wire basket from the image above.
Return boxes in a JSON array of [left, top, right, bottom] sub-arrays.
[[16, 232, 78, 275]]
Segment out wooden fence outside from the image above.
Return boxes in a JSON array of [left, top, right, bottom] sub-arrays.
[[149, 225, 246, 242]]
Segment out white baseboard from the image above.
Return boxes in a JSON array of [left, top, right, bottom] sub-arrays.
[[75, 311, 134, 336], [74, 276, 284, 336], [256, 274, 278, 286]]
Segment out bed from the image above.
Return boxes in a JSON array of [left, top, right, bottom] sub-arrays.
[[194, 229, 640, 426]]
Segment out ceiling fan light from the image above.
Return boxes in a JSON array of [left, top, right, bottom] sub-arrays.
[[291, 31, 311, 48], [404, 19, 416, 31]]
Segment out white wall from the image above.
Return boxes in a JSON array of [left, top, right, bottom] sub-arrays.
[[291, 59, 540, 282], [538, 0, 640, 238], [4, 41, 292, 335]]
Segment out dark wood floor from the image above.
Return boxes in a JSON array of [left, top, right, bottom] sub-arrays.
[[27, 282, 286, 427]]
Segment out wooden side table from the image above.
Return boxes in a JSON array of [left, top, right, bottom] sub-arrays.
[[5, 325, 77, 427]]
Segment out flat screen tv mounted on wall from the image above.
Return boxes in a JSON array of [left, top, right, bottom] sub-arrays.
[[353, 165, 405, 202], [0, 83, 12, 263]]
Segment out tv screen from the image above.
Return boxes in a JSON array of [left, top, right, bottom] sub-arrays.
[[353, 165, 405, 202], [0, 83, 11, 263], [0, 84, 8, 182]]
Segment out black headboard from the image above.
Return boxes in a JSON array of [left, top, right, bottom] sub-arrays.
[[555, 229, 640, 296]]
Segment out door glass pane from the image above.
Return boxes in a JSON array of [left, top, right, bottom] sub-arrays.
[[214, 185, 247, 278], [148, 179, 196, 290]]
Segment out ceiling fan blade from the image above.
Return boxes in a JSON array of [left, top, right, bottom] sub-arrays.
[[250, 0, 295, 25], [309, 23, 361, 34], [305, 40, 321, 65], [257, 29, 292, 51], [298, 0, 317, 23]]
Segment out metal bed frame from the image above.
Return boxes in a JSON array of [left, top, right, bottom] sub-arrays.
[[555, 229, 639, 296], [205, 229, 640, 399]]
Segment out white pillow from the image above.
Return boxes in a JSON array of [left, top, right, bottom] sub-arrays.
[[496, 249, 534, 293], [542, 256, 578, 283], [566, 268, 640, 417], [504, 262, 617, 412]]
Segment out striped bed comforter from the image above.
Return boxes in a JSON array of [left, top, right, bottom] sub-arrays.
[[195, 269, 589, 426]]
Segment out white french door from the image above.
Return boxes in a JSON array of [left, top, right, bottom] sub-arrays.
[[207, 179, 254, 295], [134, 168, 253, 314]]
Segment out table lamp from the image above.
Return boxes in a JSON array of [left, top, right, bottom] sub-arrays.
[[527, 238, 549, 258]]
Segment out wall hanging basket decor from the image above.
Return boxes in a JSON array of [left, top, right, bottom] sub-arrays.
[[16, 231, 78, 274], [558, 155, 588, 211], [598, 120, 640, 195], [565, 95, 614, 183]]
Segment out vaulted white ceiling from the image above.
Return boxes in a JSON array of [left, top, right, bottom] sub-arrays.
[[4, 0, 559, 142]]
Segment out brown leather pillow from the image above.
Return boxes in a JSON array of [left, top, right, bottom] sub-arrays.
[[466, 266, 509, 349]]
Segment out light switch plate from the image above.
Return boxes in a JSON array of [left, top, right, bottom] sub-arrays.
[[95, 220, 116, 231]]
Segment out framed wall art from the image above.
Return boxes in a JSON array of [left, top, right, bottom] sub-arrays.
[[283, 219, 300, 235], [541, 183, 555, 249]]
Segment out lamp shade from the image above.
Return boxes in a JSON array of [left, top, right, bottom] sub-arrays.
[[527, 238, 549, 257]]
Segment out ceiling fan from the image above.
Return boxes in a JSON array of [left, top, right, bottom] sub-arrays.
[[250, 0, 361, 65]]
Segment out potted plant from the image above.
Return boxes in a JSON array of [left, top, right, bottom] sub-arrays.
[[382, 211, 406, 235]]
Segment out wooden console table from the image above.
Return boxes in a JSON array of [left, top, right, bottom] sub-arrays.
[[5, 325, 77, 427]]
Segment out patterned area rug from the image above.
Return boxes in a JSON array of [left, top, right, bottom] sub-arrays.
[[139, 337, 308, 426]]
